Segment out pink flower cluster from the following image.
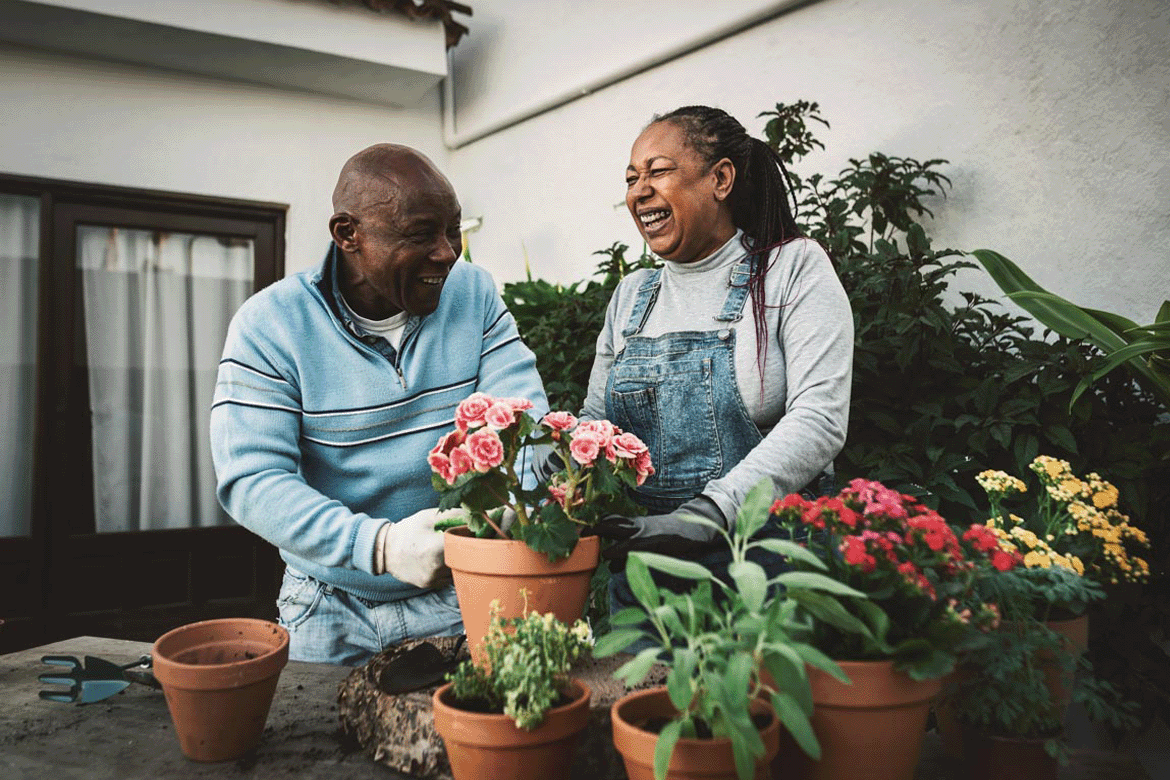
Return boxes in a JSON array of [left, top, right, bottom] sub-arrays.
[[542, 414, 653, 509], [428, 393, 535, 483]]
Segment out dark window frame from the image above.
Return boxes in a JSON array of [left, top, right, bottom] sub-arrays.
[[0, 173, 286, 652]]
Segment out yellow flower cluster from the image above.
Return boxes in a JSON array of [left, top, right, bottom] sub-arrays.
[[987, 516, 1085, 575], [980, 456, 1151, 585], [975, 470, 1027, 498]]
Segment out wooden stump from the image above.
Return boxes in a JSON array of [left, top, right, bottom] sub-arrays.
[[337, 636, 664, 779]]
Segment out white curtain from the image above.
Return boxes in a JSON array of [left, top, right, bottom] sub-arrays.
[[0, 194, 39, 538], [78, 227, 253, 532]]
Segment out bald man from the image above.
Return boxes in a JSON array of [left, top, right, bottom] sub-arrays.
[[210, 145, 548, 664]]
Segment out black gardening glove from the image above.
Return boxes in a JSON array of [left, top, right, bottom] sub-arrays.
[[595, 495, 727, 572]]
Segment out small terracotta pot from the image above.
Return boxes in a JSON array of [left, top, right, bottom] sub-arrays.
[[963, 729, 1059, 780], [432, 679, 591, 780], [1042, 613, 1089, 706], [793, 660, 943, 780], [152, 618, 289, 762], [443, 528, 599, 662], [611, 686, 781, 780]]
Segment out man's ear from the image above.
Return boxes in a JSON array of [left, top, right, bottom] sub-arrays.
[[711, 158, 736, 202], [329, 213, 359, 252]]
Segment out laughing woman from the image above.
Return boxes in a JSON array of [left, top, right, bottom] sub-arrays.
[[586, 105, 854, 605]]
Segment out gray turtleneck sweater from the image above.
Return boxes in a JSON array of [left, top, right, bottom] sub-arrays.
[[581, 231, 854, 521]]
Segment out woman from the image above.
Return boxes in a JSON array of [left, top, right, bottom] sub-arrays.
[[586, 105, 854, 599]]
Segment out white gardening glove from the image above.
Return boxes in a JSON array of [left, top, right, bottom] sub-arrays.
[[373, 507, 467, 588]]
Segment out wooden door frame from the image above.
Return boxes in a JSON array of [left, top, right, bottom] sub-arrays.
[[0, 174, 286, 652]]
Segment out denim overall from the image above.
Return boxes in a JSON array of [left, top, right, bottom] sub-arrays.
[[605, 258, 802, 614]]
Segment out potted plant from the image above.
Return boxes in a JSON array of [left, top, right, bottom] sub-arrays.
[[769, 479, 1012, 780], [431, 393, 652, 657], [593, 480, 864, 780], [945, 565, 1138, 780], [431, 601, 594, 780]]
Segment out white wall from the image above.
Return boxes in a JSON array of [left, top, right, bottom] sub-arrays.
[[447, 0, 1170, 324], [0, 42, 446, 275]]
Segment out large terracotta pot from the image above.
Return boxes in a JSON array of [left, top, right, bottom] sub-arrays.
[[432, 678, 591, 780], [443, 527, 599, 661], [611, 686, 781, 780], [962, 729, 1059, 780], [152, 618, 289, 762], [794, 660, 943, 780]]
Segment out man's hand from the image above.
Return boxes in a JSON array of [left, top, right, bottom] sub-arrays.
[[593, 495, 726, 571], [375, 508, 467, 588]]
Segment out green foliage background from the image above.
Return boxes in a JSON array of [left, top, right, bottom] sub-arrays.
[[500, 101, 1169, 727]]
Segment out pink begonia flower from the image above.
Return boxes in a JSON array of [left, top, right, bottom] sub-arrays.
[[569, 431, 603, 467], [427, 451, 453, 483], [634, 451, 654, 485], [432, 428, 466, 456], [547, 481, 568, 508], [449, 446, 474, 478], [503, 397, 534, 413], [455, 392, 492, 432], [484, 401, 517, 430], [576, 419, 616, 442], [613, 431, 648, 459], [466, 429, 505, 472], [542, 411, 578, 432]]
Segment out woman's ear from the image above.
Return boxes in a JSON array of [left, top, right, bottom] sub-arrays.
[[711, 157, 736, 202], [329, 213, 359, 252]]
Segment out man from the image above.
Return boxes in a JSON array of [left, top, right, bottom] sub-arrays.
[[210, 144, 547, 665]]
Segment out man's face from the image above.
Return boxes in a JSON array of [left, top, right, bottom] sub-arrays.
[[341, 162, 463, 318]]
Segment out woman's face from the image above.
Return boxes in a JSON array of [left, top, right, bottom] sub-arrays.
[[625, 121, 735, 264]]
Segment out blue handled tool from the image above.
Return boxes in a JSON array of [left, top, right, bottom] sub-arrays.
[[38, 654, 156, 705]]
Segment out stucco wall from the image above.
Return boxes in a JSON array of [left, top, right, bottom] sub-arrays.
[[0, 42, 445, 275], [446, 0, 1170, 324]]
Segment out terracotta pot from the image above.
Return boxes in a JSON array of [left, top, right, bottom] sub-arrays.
[[1040, 613, 1089, 708], [611, 686, 781, 780], [792, 660, 943, 780], [432, 678, 591, 780], [152, 618, 289, 762], [443, 527, 599, 662], [963, 728, 1059, 780]]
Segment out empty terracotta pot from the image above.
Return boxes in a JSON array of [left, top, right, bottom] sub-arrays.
[[152, 617, 289, 762], [433, 678, 591, 780]]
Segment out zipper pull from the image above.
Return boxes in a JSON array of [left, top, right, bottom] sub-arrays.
[[395, 365, 407, 391]]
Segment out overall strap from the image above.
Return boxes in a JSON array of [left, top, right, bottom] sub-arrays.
[[714, 256, 755, 323], [620, 269, 664, 338]]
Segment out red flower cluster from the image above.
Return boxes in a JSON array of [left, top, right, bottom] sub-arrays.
[[771, 478, 1018, 602]]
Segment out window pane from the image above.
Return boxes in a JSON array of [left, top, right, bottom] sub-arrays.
[[0, 194, 39, 538], [77, 226, 253, 533]]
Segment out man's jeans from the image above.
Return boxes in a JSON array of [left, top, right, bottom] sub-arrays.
[[276, 566, 463, 666]]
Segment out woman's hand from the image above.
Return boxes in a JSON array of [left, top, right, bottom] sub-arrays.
[[594, 495, 725, 569]]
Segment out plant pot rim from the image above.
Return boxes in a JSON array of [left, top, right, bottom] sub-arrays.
[[152, 617, 289, 690], [610, 685, 781, 765], [808, 658, 945, 708], [432, 678, 591, 747], [443, 527, 600, 575]]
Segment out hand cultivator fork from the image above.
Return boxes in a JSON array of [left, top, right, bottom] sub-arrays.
[[38, 654, 159, 704]]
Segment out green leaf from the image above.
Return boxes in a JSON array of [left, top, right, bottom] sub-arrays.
[[730, 727, 757, 780], [771, 690, 821, 760], [615, 647, 662, 687], [772, 571, 867, 597], [625, 555, 661, 609], [667, 649, 697, 711], [736, 478, 775, 539], [610, 607, 648, 626], [634, 551, 715, 581], [593, 628, 646, 657], [791, 642, 850, 684], [750, 538, 827, 570], [762, 644, 811, 713], [787, 590, 874, 640], [728, 561, 768, 612], [654, 718, 682, 780]]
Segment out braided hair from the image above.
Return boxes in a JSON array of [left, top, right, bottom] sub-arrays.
[[650, 106, 802, 379]]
